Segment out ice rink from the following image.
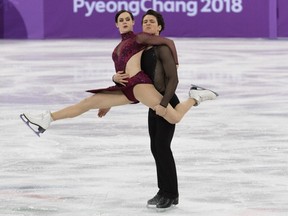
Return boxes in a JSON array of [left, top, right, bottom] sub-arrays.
[[0, 37, 288, 216]]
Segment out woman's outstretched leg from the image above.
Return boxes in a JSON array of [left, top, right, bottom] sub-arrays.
[[134, 84, 194, 123], [21, 91, 131, 134], [159, 85, 218, 123], [133, 84, 217, 124], [51, 92, 129, 120]]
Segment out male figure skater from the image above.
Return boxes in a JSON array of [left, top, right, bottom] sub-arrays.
[[110, 10, 179, 209], [141, 10, 179, 209]]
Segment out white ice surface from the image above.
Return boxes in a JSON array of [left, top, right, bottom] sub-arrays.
[[0, 38, 288, 216]]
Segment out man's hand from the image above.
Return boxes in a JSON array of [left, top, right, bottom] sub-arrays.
[[113, 71, 129, 86], [98, 108, 111, 118], [154, 105, 167, 117]]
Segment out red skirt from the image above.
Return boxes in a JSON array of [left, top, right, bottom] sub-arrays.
[[86, 71, 152, 103]]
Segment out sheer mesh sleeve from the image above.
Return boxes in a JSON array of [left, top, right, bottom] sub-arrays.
[[136, 32, 179, 65], [155, 45, 179, 107]]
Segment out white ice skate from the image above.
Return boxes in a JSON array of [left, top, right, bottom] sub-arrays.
[[189, 84, 219, 106], [20, 111, 52, 137]]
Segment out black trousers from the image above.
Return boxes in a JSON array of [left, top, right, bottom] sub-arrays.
[[148, 94, 180, 199]]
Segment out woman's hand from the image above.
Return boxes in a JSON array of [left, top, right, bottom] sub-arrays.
[[98, 108, 111, 118], [112, 71, 129, 86]]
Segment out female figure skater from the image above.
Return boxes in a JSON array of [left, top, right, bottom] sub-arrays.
[[20, 10, 218, 136]]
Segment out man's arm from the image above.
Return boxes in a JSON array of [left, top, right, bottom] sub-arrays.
[[157, 45, 179, 108]]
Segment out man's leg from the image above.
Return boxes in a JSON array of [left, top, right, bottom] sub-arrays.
[[147, 95, 179, 208], [154, 114, 178, 199]]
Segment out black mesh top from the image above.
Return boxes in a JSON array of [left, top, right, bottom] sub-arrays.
[[141, 46, 178, 107]]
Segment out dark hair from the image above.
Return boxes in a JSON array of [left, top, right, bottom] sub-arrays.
[[142, 9, 165, 33], [115, 10, 134, 23]]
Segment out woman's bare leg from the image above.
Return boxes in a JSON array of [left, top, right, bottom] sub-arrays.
[[133, 84, 195, 124], [52, 91, 131, 121], [21, 91, 131, 135]]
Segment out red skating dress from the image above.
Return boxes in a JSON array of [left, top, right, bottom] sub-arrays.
[[87, 31, 178, 103]]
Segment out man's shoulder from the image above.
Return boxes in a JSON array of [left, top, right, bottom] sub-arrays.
[[155, 45, 172, 56], [155, 45, 170, 51]]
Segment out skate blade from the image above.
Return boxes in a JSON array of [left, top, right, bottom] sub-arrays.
[[20, 114, 46, 137], [146, 204, 157, 209], [156, 205, 176, 212], [191, 84, 219, 96]]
